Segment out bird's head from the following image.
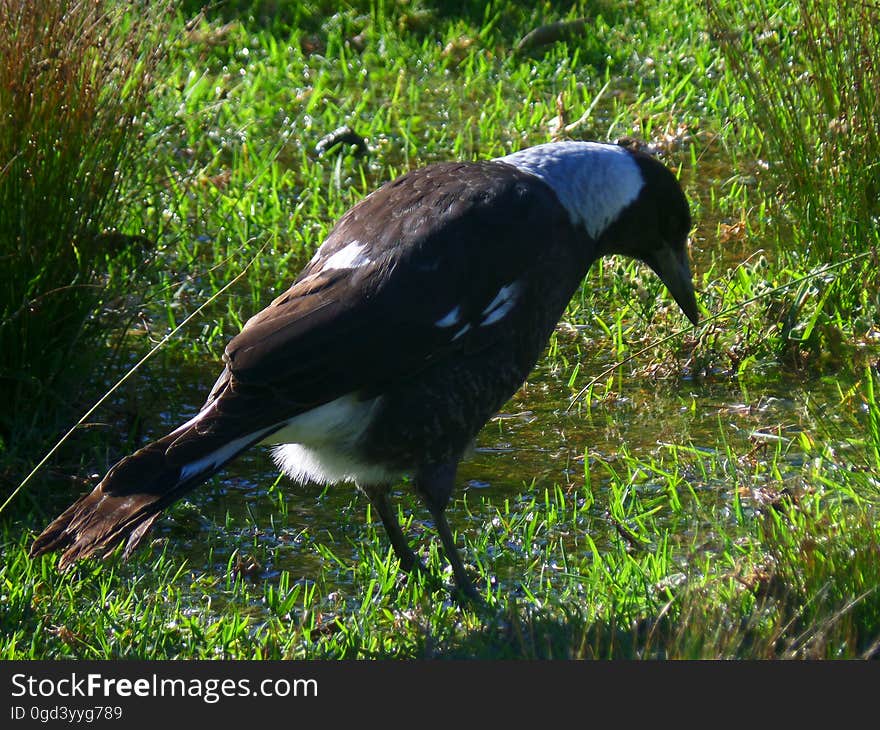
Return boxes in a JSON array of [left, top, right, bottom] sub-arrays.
[[594, 147, 698, 325], [496, 141, 699, 326]]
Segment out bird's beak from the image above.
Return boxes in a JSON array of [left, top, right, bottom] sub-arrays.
[[647, 244, 699, 326]]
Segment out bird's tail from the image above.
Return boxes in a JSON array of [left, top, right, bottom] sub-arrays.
[[30, 417, 277, 569]]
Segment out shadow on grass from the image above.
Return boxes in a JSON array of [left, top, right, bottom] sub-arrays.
[[422, 603, 673, 659]]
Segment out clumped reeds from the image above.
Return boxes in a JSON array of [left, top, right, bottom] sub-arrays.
[[0, 0, 167, 453], [706, 0, 880, 261], [704, 0, 880, 373]]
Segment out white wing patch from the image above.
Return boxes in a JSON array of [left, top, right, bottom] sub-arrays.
[[480, 282, 522, 326], [178, 427, 276, 482], [435, 306, 461, 328], [452, 323, 471, 340], [321, 240, 371, 270]]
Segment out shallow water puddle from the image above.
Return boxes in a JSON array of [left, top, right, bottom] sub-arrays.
[[126, 337, 866, 618]]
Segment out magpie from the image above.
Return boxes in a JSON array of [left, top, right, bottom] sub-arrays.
[[31, 140, 698, 599]]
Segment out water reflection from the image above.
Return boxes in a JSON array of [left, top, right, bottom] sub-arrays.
[[131, 343, 863, 615]]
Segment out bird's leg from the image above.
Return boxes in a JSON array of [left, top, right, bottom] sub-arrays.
[[361, 484, 423, 574], [415, 463, 479, 601]]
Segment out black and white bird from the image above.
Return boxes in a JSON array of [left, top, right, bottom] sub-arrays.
[[31, 140, 698, 599]]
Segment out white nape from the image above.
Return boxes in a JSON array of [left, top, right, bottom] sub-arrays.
[[495, 141, 644, 239], [321, 240, 371, 271], [263, 393, 400, 486]]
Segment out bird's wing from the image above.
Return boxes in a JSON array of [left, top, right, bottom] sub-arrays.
[[215, 161, 573, 413]]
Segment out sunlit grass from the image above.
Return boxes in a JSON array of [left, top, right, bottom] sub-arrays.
[[3, 0, 880, 659], [5, 367, 880, 658]]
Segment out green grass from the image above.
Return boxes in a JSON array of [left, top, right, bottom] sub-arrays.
[[708, 0, 880, 260], [2, 0, 880, 659], [5, 370, 880, 658]]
